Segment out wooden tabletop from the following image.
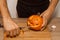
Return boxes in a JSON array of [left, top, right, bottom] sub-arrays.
[[0, 18, 60, 40]]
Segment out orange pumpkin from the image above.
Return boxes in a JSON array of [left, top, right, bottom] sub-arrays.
[[27, 15, 43, 30]]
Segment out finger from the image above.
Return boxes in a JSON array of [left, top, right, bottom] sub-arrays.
[[41, 25, 46, 31], [42, 22, 47, 30], [16, 28, 20, 35], [6, 31, 10, 37], [41, 19, 45, 27], [41, 17, 47, 27], [9, 30, 14, 37], [9, 29, 18, 37], [13, 29, 17, 37], [40, 13, 44, 17]]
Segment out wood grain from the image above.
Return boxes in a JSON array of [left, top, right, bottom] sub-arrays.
[[4, 18, 51, 40]]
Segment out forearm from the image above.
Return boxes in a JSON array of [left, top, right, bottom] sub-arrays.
[[48, 0, 59, 13], [46, 0, 59, 20], [0, 0, 11, 19]]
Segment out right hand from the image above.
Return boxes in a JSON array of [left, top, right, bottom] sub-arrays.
[[3, 18, 20, 37]]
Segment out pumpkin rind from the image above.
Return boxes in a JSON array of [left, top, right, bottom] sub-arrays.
[[27, 15, 43, 30]]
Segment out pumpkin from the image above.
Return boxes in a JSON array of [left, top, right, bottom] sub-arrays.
[[27, 15, 43, 30]]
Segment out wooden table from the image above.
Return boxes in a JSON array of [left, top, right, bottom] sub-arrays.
[[0, 18, 60, 40]]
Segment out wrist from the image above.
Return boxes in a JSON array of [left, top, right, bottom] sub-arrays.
[[2, 15, 11, 18], [3, 16, 12, 20]]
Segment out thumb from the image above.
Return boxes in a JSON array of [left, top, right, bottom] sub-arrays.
[[41, 17, 47, 27], [42, 20, 45, 27], [40, 13, 44, 18]]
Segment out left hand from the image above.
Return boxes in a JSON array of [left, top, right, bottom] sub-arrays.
[[39, 10, 50, 29]]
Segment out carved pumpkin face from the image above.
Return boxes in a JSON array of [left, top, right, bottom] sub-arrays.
[[27, 15, 43, 30]]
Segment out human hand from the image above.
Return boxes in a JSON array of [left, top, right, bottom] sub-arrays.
[[40, 10, 50, 30], [3, 18, 20, 37]]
